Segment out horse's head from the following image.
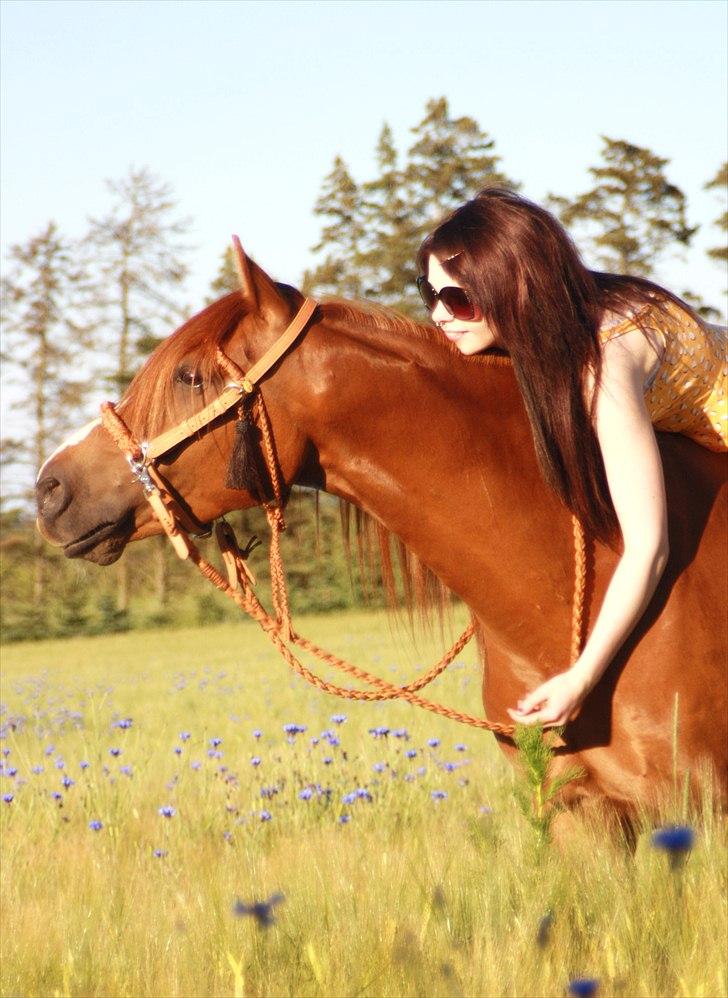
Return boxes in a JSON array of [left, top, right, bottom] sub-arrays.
[[35, 242, 318, 564]]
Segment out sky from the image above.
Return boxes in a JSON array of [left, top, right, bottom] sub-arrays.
[[2, 0, 726, 313]]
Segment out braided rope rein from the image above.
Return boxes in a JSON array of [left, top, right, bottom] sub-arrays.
[[100, 379, 588, 738]]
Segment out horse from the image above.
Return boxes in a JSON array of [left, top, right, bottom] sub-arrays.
[[36, 246, 727, 820]]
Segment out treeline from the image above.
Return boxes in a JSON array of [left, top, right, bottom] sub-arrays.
[[1, 97, 726, 642]]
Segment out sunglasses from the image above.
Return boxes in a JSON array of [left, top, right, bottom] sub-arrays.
[[415, 276, 479, 321]]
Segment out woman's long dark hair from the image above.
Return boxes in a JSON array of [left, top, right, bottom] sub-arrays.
[[417, 188, 692, 543]]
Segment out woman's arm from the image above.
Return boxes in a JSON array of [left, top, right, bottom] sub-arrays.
[[508, 332, 669, 726]]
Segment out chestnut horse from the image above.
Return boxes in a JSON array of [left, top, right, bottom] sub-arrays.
[[36, 249, 727, 816]]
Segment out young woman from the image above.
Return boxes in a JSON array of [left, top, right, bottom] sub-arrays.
[[415, 188, 727, 728]]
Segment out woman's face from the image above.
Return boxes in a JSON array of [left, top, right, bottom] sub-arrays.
[[426, 254, 504, 355]]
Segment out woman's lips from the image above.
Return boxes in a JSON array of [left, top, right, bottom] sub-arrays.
[[442, 328, 466, 342]]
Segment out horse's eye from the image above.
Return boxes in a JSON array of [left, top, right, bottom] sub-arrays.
[[176, 367, 204, 391]]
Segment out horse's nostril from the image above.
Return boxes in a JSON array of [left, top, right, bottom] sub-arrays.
[[36, 475, 70, 520]]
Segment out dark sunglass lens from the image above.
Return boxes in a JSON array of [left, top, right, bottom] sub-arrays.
[[416, 277, 437, 311], [439, 286, 475, 321]]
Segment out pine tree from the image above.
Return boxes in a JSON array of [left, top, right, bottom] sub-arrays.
[[554, 137, 697, 276], [85, 167, 191, 609], [704, 162, 727, 268], [86, 166, 191, 394], [305, 98, 517, 316], [208, 245, 240, 301], [302, 156, 365, 299], [0, 222, 91, 601]]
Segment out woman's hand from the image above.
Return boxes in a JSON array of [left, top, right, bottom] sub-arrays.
[[507, 668, 591, 728]]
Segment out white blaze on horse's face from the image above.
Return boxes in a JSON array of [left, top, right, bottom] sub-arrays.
[[36, 418, 101, 482], [427, 254, 503, 356]]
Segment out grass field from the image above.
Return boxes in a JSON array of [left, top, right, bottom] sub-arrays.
[[1, 609, 726, 997]]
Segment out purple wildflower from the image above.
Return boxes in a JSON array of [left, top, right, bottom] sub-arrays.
[[120, 765, 133, 777], [406, 749, 417, 759], [210, 737, 222, 748], [323, 756, 333, 765], [431, 790, 447, 801], [368, 726, 389, 738], [79, 760, 90, 770], [180, 731, 191, 742], [298, 787, 314, 800], [260, 809, 272, 821], [61, 775, 74, 788], [232, 892, 285, 927], [251, 756, 261, 767], [373, 762, 386, 773], [427, 738, 440, 748], [173, 747, 182, 755], [153, 848, 168, 858], [283, 723, 306, 736], [331, 714, 347, 725], [55, 758, 65, 770], [339, 813, 351, 824], [113, 718, 133, 729], [31, 765, 44, 775], [109, 748, 122, 757], [253, 729, 262, 739], [88, 820, 103, 831], [455, 743, 467, 752], [158, 805, 176, 818], [2, 793, 13, 804]]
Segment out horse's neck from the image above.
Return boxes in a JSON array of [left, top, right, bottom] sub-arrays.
[[294, 322, 575, 663]]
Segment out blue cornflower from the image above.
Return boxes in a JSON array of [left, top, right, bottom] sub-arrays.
[[339, 813, 351, 824], [298, 787, 314, 800], [392, 728, 410, 740], [223, 830, 233, 843], [331, 714, 347, 725], [44, 744, 55, 757], [323, 756, 333, 765], [567, 979, 599, 997], [173, 747, 182, 755], [55, 758, 64, 770], [406, 749, 417, 759], [253, 729, 262, 739], [651, 825, 695, 868], [113, 718, 133, 729], [417, 766, 426, 776], [427, 738, 440, 748], [356, 788, 372, 801], [404, 774, 415, 783], [1, 748, 9, 757], [191, 760, 202, 771], [158, 805, 176, 818], [4, 765, 17, 777], [153, 848, 168, 858], [88, 820, 103, 831], [260, 809, 272, 822], [109, 748, 122, 757], [179, 731, 191, 742], [232, 892, 285, 927], [431, 790, 448, 801], [479, 805, 494, 814], [260, 786, 278, 799], [373, 762, 386, 773], [31, 765, 44, 775], [368, 726, 389, 738], [283, 723, 306, 735], [250, 756, 262, 767], [310, 737, 319, 746], [443, 762, 459, 773], [208, 749, 223, 759], [120, 765, 133, 777], [455, 743, 467, 752], [79, 760, 90, 770], [210, 737, 222, 748], [2, 793, 13, 804], [61, 775, 75, 788], [50, 791, 62, 801], [325, 734, 340, 747]]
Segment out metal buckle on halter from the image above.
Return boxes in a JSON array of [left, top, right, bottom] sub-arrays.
[[226, 378, 254, 395], [127, 442, 156, 494]]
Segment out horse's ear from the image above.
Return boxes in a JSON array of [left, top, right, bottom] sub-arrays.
[[231, 235, 287, 321]]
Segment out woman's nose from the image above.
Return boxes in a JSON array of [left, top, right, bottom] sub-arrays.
[[431, 299, 450, 323]]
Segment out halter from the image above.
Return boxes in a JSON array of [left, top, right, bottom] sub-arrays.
[[99, 295, 587, 738]]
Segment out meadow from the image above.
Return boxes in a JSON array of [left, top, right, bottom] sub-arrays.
[[1, 608, 726, 998]]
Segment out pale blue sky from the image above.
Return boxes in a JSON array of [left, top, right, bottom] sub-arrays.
[[2, 0, 726, 314]]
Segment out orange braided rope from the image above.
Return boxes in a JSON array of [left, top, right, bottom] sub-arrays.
[[100, 379, 589, 738]]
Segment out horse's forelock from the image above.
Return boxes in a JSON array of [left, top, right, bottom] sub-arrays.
[[121, 292, 247, 439]]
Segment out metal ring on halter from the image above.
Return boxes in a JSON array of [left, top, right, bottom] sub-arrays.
[[127, 443, 155, 494]]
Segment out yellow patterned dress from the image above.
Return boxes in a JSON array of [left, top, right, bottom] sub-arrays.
[[599, 301, 727, 452]]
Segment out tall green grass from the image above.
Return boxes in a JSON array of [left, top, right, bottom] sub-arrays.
[[1, 610, 725, 997]]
